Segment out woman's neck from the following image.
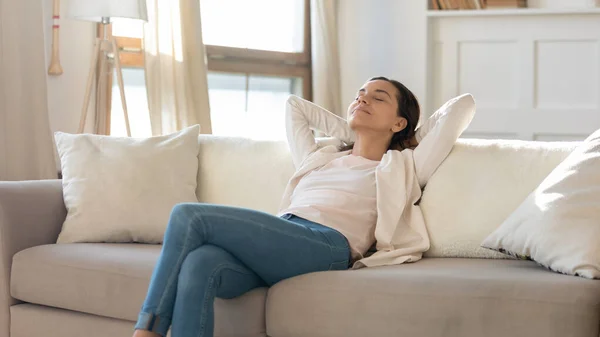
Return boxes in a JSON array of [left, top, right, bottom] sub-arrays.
[[350, 133, 389, 161]]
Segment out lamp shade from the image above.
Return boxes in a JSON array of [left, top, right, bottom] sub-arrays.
[[67, 0, 148, 22]]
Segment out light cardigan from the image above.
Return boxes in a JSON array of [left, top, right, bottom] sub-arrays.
[[278, 94, 476, 269]]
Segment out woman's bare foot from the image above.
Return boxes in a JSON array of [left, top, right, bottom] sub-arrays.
[[132, 329, 161, 337]]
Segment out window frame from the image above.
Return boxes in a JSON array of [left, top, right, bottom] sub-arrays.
[[103, 0, 312, 135]]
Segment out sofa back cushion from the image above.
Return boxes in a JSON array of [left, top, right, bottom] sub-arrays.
[[195, 135, 577, 259], [196, 136, 341, 215], [196, 135, 296, 215], [420, 138, 577, 258]]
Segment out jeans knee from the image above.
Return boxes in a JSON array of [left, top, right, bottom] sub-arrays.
[[168, 203, 204, 233], [178, 245, 227, 289], [171, 203, 199, 219]]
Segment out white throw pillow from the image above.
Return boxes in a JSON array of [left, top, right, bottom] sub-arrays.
[[55, 125, 200, 244], [481, 128, 600, 278]]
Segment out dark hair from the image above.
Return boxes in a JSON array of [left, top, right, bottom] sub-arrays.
[[341, 76, 421, 152]]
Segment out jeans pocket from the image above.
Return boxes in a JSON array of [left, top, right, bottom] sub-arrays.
[[328, 260, 350, 271]]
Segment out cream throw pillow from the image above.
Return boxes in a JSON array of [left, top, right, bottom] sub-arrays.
[[55, 125, 200, 244], [482, 128, 600, 279]]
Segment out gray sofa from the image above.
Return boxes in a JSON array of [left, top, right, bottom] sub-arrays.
[[1, 136, 599, 337]]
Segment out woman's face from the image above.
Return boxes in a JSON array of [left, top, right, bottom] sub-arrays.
[[347, 80, 406, 134]]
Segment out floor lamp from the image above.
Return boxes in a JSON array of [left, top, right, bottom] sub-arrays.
[[67, 0, 148, 136]]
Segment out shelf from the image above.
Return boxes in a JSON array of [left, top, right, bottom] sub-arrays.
[[427, 7, 600, 17]]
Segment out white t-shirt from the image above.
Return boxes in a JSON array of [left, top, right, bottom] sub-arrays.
[[279, 154, 379, 260]]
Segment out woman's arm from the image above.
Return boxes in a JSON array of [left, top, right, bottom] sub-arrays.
[[285, 95, 355, 168], [413, 93, 476, 187]]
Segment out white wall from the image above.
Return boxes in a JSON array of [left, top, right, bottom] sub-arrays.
[[337, 0, 429, 117], [42, 0, 95, 135]]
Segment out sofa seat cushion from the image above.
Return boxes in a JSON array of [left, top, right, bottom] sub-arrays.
[[267, 258, 600, 337], [11, 243, 267, 334]]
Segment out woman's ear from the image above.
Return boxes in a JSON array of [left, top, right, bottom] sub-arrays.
[[391, 117, 408, 133]]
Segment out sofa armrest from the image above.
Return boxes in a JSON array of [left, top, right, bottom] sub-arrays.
[[0, 180, 65, 337]]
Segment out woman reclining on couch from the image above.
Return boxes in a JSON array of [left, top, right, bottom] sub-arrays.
[[132, 76, 476, 337]]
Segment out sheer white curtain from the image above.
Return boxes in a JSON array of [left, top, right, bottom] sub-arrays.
[[0, 0, 56, 180], [143, 0, 212, 135], [311, 0, 342, 117]]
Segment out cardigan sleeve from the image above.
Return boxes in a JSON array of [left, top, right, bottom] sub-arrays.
[[285, 95, 356, 168], [413, 94, 476, 187]]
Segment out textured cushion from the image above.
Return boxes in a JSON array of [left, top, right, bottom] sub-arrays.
[[267, 258, 600, 337], [195, 135, 340, 215], [195, 135, 297, 215], [421, 139, 577, 258], [482, 128, 600, 278], [10, 243, 267, 334], [54, 125, 200, 243]]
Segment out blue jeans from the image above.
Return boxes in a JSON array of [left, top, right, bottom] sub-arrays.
[[134, 203, 351, 337]]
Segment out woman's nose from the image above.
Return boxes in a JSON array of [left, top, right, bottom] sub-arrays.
[[358, 96, 368, 104]]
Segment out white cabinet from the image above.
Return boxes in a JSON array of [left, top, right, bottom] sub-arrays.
[[426, 9, 600, 141]]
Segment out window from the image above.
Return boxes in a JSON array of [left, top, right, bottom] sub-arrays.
[[105, 19, 148, 137], [201, 0, 305, 53], [110, 68, 151, 138], [108, 0, 311, 140], [208, 73, 303, 140]]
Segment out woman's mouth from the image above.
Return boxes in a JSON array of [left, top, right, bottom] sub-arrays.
[[354, 107, 371, 115]]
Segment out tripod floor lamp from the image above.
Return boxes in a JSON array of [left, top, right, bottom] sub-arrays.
[[67, 0, 148, 136]]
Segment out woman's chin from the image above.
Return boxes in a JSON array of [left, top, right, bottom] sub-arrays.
[[348, 121, 370, 133], [348, 115, 370, 129]]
